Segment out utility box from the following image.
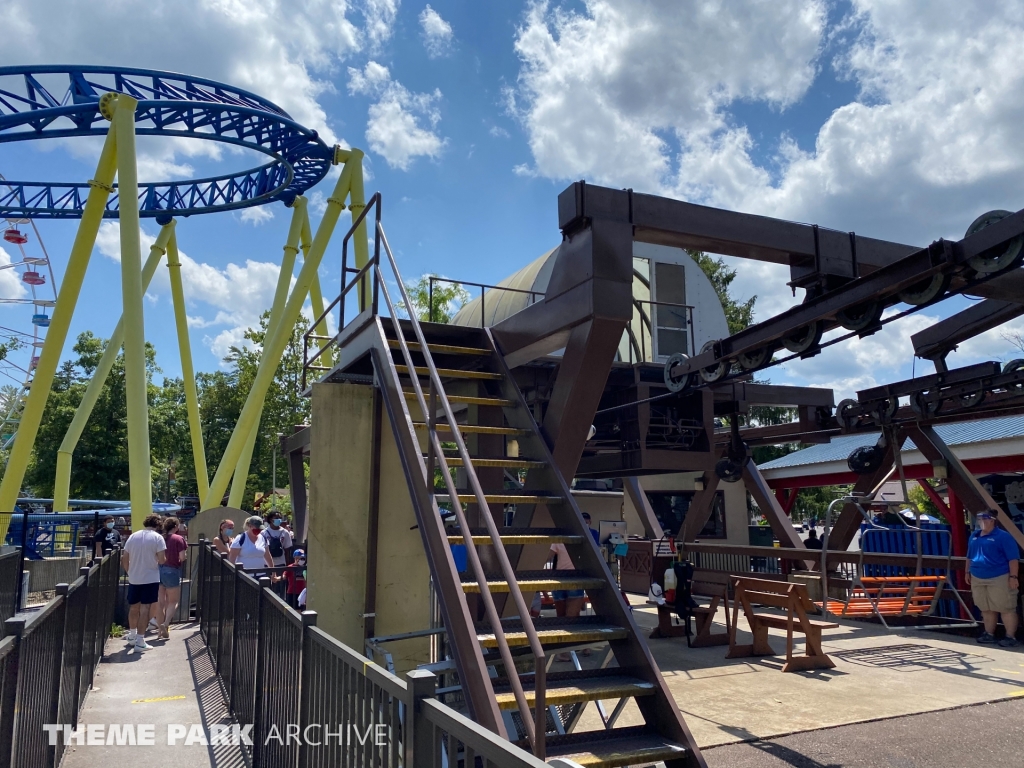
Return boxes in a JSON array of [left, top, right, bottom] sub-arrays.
[[748, 525, 774, 548]]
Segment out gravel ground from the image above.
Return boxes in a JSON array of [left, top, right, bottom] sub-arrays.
[[704, 697, 1024, 768]]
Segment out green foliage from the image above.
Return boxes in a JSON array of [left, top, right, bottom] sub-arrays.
[[908, 483, 943, 522], [688, 250, 756, 336], [402, 274, 470, 323], [12, 312, 311, 511]]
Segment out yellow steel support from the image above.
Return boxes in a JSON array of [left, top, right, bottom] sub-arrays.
[[348, 152, 371, 311], [0, 114, 119, 535], [52, 221, 176, 513], [166, 230, 210, 503], [203, 150, 363, 510], [113, 95, 153, 530], [228, 197, 308, 508], [301, 210, 333, 368]]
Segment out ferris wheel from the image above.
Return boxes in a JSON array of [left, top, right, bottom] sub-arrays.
[[0, 173, 58, 450]]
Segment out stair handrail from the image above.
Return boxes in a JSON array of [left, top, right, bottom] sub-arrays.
[[371, 209, 548, 757]]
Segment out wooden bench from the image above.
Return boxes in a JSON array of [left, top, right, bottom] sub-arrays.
[[647, 578, 731, 647], [727, 576, 838, 673]]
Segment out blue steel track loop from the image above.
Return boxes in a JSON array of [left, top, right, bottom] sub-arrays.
[[0, 66, 335, 218]]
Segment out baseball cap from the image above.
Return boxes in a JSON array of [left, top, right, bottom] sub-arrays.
[[293, 548, 305, 558], [246, 515, 264, 528]]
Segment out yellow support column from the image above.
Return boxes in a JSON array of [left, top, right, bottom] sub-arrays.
[[0, 106, 119, 534], [113, 95, 153, 530], [228, 197, 307, 508], [203, 152, 362, 510], [301, 211, 333, 369], [166, 230, 210, 503], [52, 221, 176, 512], [347, 149, 371, 311]]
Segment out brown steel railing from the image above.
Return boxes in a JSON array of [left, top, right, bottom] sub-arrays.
[[303, 194, 549, 756], [426, 276, 543, 325]]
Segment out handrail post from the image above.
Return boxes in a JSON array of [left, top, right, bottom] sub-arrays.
[[297, 610, 318, 768], [50, 584, 69, 767], [2, 617, 25, 766], [71, 566, 90, 724], [251, 576, 272, 768], [406, 669, 436, 768], [228, 564, 243, 712]]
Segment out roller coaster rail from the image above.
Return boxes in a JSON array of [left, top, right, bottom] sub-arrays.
[[0, 65, 335, 218]]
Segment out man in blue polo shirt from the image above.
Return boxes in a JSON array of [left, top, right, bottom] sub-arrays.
[[966, 510, 1020, 647]]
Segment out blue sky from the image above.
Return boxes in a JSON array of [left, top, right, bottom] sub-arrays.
[[2, 0, 1024, 403]]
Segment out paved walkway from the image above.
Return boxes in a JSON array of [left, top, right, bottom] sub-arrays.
[[61, 624, 244, 767], [704, 697, 1024, 767], [573, 598, 1024, 749]]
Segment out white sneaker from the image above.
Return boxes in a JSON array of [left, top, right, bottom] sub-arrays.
[[125, 631, 137, 643], [134, 640, 153, 651], [147, 618, 159, 632]]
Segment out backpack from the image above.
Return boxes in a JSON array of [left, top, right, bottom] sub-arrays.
[[262, 529, 284, 559]]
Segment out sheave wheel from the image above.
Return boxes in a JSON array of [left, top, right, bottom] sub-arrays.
[[965, 210, 1024, 274]]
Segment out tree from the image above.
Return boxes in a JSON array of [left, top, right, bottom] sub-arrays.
[[688, 250, 756, 335], [402, 274, 470, 323]]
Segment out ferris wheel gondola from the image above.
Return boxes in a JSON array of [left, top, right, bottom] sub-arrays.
[[0, 173, 59, 452]]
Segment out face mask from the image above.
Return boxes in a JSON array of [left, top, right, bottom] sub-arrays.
[[105, 521, 115, 530], [295, 559, 306, 566], [272, 518, 282, 527], [224, 528, 234, 538]]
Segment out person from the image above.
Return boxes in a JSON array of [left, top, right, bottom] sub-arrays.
[[581, 512, 600, 545], [803, 529, 824, 550], [212, 519, 235, 555], [156, 517, 187, 640], [121, 514, 167, 652], [93, 515, 121, 559], [966, 510, 1020, 647], [297, 586, 307, 611], [262, 511, 293, 567], [274, 548, 307, 609], [229, 515, 274, 572], [549, 542, 589, 660]]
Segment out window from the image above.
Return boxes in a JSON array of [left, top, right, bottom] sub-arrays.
[[645, 490, 726, 539], [653, 262, 688, 359]]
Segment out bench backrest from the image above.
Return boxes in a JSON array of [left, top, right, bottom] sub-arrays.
[[692, 580, 726, 599], [733, 576, 817, 613]]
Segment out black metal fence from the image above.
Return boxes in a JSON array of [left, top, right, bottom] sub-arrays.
[[0, 550, 19, 632], [0, 548, 120, 768], [196, 542, 548, 768]]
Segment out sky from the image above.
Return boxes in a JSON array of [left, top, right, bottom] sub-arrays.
[[1, 0, 1024, 404]]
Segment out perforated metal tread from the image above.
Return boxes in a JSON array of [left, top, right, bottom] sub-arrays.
[[448, 528, 581, 545], [461, 570, 605, 593], [491, 670, 656, 709], [405, 390, 515, 407], [414, 422, 530, 436], [396, 364, 502, 380], [525, 727, 689, 768], [388, 338, 490, 356], [436, 493, 563, 506]]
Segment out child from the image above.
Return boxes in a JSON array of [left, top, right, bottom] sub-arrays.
[[274, 548, 307, 610]]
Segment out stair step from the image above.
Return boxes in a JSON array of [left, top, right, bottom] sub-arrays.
[[540, 728, 690, 768], [440, 457, 545, 470], [414, 423, 529, 436], [404, 391, 514, 407], [388, 339, 490, 356], [396, 365, 502, 381], [461, 570, 604, 594], [478, 619, 628, 648], [448, 528, 582, 546], [493, 672, 657, 709], [436, 494, 563, 506]]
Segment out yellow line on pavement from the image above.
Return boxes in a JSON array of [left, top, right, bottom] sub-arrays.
[[131, 695, 187, 704]]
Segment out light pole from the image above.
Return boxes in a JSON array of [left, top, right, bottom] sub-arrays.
[[272, 432, 284, 503]]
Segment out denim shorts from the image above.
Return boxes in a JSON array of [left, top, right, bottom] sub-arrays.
[[159, 564, 182, 588], [553, 589, 585, 600]]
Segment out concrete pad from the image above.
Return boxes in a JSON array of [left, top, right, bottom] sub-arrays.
[[575, 597, 1024, 749], [60, 624, 245, 767]]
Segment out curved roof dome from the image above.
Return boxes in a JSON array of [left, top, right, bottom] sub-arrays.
[[450, 247, 559, 327]]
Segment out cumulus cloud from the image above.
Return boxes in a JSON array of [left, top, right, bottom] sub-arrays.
[[239, 206, 275, 226], [348, 61, 446, 169], [420, 4, 454, 58], [0, 247, 29, 301], [0, 0, 398, 173], [95, 221, 290, 362]]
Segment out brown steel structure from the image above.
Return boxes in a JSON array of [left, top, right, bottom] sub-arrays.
[[299, 180, 1024, 767]]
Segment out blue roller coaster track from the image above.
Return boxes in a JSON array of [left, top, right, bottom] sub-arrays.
[[0, 66, 336, 218]]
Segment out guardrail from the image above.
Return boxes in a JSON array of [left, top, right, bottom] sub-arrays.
[[0, 548, 119, 768], [196, 542, 549, 768], [0, 550, 18, 631]]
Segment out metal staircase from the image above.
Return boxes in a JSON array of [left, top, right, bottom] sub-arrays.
[[308, 195, 706, 768]]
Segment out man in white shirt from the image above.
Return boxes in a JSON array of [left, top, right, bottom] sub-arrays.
[[121, 514, 167, 652], [262, 512, 294, 567]]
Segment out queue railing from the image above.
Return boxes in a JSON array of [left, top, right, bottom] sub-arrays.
[[0, 548, 120, 768], [195, 542, 548, 768]]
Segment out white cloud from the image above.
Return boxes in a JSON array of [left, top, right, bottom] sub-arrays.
[[348, 61, 446, 170], [95, 221, 291, 363], [511, 0, 825, 192], [0, 0, 405, 174], [365, 0, 401, 52], [420, 4, 454, 58], [0, 248, 28, 301], [239, 206, 275, 226], [489, 125, 510, 139]]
